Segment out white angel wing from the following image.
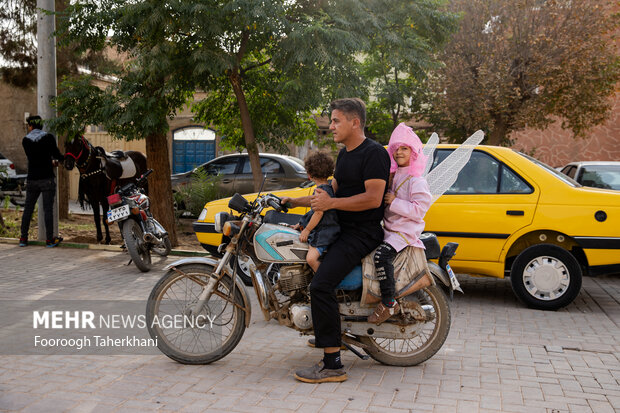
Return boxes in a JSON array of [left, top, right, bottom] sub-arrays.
[[422, 132, 439, 177], [425, 130, 485, 202]]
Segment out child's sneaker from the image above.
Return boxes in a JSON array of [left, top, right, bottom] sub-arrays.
[[368, 302, 400, 325], [46, 237, 63, 248], [19, 237, 28, 247]]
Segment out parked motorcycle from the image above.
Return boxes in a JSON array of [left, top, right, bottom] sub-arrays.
[[106, 169, 171, 272], [146, 192, 461, 366]]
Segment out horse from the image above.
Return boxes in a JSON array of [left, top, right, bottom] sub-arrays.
[[64, 136, 147, 244]]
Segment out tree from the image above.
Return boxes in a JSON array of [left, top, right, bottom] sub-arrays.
[[431, 0, 620, 145], [358, 0, 458, 143], [50, 1, 200, 246], [189, 0, 368, 188]]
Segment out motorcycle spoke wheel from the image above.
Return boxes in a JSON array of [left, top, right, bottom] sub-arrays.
[[361, 285, 450, 366], [147, 264, 246, 364]]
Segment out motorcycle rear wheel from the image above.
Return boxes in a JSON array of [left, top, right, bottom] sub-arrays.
[[152, 236, 172, 257], [146, 264, 246, 364], [122, 219, 152, 272], [360, 285, 450, 366]]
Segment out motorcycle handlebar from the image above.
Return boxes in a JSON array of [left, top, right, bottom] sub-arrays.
[[267, 198, 281, 212]]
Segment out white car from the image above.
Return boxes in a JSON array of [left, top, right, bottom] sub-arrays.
[[0, 151, 17, 179], [560, 161, 620, 191]]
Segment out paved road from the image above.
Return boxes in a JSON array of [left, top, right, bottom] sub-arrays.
[[0, 243, 618, 413]]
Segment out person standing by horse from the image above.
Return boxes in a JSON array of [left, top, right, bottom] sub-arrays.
[[19, 115, 64, 247]]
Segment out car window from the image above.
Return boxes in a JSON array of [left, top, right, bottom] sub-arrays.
[[431, 150, 532, 194], [241, 157, 284, 174], [500, 165, 532, 193], [432, 150, 499, 194], [579, 165, 620, 190], [202, 158, 239, 175], [564, 166, 577, 179]]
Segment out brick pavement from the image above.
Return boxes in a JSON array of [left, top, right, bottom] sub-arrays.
[[0, 243, 618, 413]]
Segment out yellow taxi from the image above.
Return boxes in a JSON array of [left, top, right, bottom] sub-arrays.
[[193, 145, 620, 310]]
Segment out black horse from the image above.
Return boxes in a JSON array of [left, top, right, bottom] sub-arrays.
[[64, 136, 147, 244]]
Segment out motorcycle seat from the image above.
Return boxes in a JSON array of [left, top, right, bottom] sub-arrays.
[[263, 210, 302, 226]]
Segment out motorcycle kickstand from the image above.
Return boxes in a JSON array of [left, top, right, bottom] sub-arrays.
[[341, 342, 369, 361], [126, 258, 133, 266]]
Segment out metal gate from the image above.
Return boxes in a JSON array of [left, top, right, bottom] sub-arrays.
[[172, 127, 216, 173]]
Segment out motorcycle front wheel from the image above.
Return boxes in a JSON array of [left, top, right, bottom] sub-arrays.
[[360, 285, 450, 366], [122, 219, 152, 272], [146, 264, 246, 365]]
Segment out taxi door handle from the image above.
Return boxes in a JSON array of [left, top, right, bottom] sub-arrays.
[[506, 210, 524, 216]]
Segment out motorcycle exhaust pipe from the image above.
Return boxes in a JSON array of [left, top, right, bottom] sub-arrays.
[[143, 232, 163, 244]]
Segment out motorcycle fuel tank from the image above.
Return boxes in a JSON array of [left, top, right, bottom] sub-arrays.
[[253, 223, 308, 263]]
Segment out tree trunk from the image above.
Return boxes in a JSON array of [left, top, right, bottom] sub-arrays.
[[488, 117, 509, 146], [57, 137, 69, 219], [145, 132, 178, 247], [229, 71, 262, 192]]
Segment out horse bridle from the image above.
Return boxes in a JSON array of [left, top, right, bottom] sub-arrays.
[[65, 136, 103, 177]]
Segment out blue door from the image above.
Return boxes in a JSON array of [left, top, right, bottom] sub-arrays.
[[172, 127, 216, 173]]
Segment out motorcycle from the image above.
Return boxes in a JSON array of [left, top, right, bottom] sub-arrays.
[[146, 191, 461, 366], [106, 169, 171, 272]]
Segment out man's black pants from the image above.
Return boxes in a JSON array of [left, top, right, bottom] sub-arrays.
[[20, 178, 56, 241], [310, 221, 384, 348]]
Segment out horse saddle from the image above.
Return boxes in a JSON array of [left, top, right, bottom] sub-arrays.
[[95, 147, 137, 180]]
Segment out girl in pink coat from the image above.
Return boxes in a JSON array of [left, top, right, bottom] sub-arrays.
[[368, 123, 433, 324]]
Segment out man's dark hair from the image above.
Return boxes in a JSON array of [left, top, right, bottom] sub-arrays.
[[26, 115, 43, 130], [304, 151, 335, 181], [329, 98, 366, 129]]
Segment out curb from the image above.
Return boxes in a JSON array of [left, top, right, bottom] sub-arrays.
[[0, 237, 209, 257]]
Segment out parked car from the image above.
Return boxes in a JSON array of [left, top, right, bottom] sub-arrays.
[[193, 145, 620, 311], [0, 151, 17, 179], [560, 161, 620, 191], [171, 153, 309, 197]]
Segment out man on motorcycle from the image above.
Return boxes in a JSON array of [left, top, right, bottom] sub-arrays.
[[282, 98, 390, 383]]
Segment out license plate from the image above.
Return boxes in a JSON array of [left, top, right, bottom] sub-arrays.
[[446, 264, 462, 292], [107, 205, 130, 223]]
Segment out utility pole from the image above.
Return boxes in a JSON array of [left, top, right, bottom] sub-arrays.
[[36, 0, 58, 241]]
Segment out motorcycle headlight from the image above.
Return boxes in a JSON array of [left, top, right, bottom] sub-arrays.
[[214, 211, 233, 233], [198, 208, 208, 221]]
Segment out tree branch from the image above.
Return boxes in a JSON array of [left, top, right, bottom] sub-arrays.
[[236, 30, 250, 68], [241, 58, 272, 75]]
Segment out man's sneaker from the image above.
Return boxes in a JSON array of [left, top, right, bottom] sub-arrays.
[[367, 302, 400, 325], [307, 338, 347, 350], [19, 237, 28, 247], [294, 361, 347, 383], [46, 237, 63, 248]]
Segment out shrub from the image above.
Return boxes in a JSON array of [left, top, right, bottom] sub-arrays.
[[174, 169, 221, 218]]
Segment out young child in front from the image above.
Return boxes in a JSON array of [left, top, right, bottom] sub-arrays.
[[368, 123, 433, 324], [293, 151, 340, 272]]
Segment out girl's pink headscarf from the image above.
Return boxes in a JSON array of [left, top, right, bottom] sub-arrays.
[[387, 123, 427, 177]]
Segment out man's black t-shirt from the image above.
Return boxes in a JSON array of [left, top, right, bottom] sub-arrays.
[[333, 138, 390, 223]]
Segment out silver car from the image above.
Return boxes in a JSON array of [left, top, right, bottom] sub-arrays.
[[171, 153, 308, 196], [560, 161, 620, 191]]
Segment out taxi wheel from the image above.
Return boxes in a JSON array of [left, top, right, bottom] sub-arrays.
[[234, 255, 253, 286], [510, 244, 582, 311]]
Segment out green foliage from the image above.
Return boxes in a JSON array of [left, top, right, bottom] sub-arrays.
[[359, 0, 458, 136], [174, 170, 221, 218], [2, 196, 10, 210]]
